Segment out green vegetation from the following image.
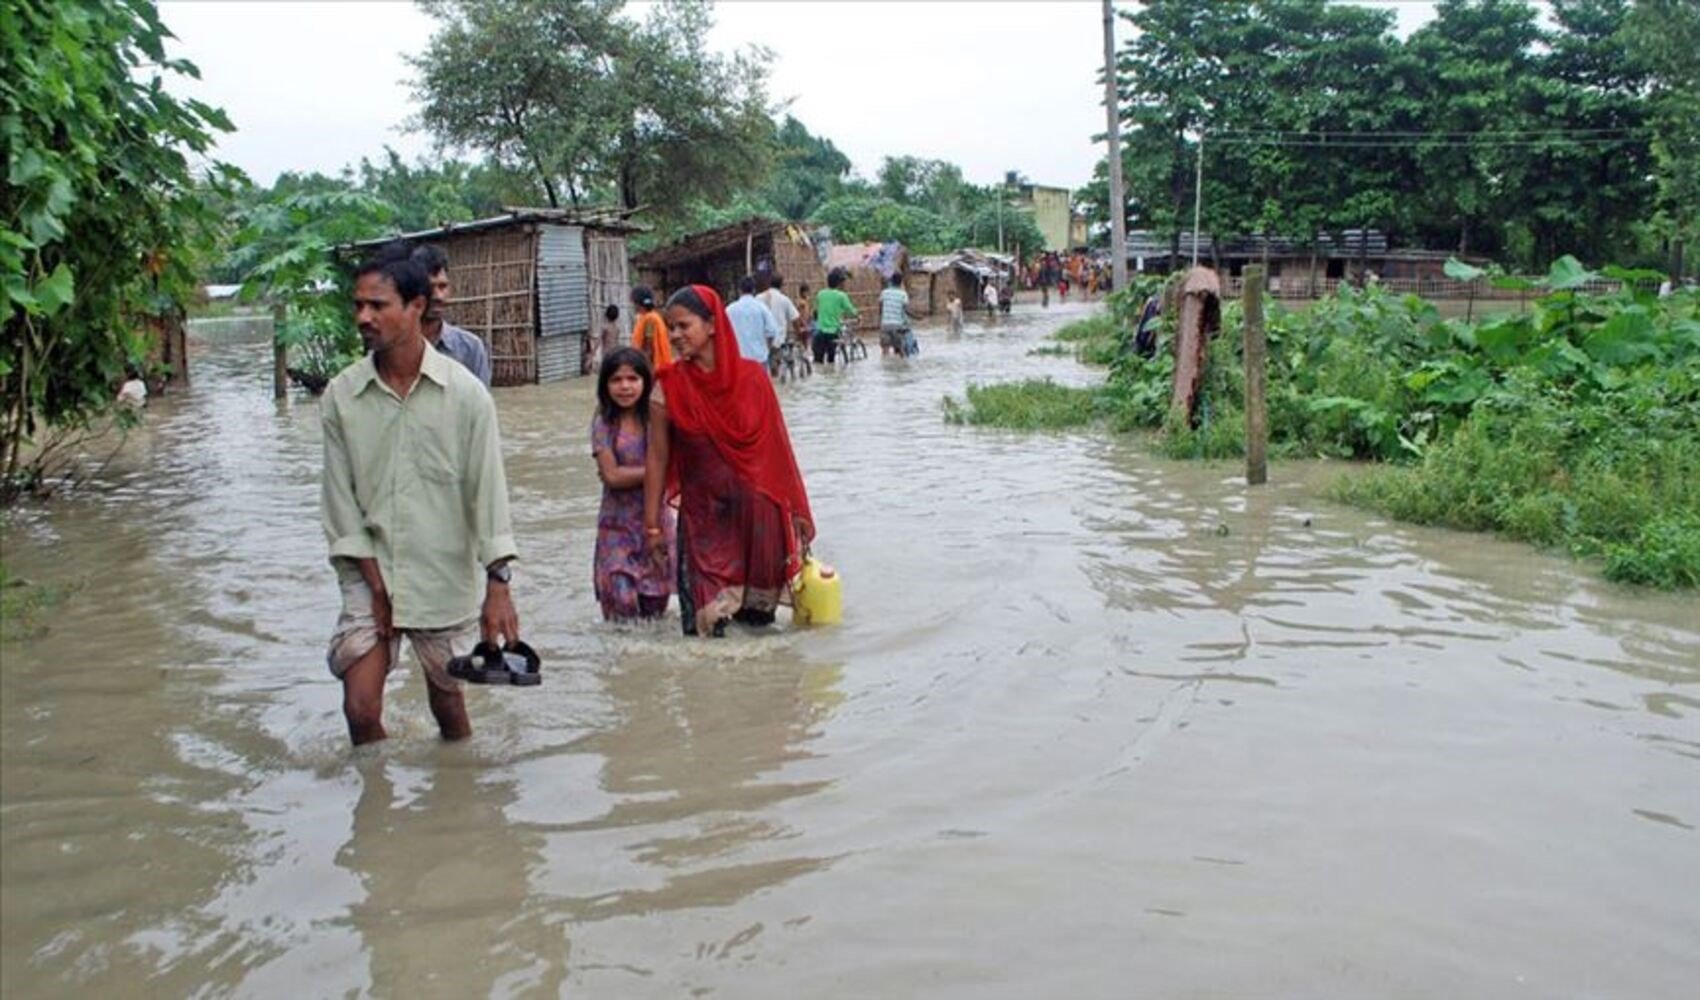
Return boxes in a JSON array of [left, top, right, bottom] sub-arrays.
[[952, 259, 1700, 587], [1085, 0, 1699, 275], [2, 0, 235, 500], [0, 563, 76, 641], [229, 188, 395, 389], [411, 0, 771, 224], [944, 380, 1102, 431]]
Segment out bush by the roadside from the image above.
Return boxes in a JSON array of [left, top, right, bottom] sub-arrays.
[[949, 259, 1700, 587]]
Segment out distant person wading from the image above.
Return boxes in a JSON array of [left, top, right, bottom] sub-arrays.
[[411, 244, 492, 385], [630, 285, 672, 372]]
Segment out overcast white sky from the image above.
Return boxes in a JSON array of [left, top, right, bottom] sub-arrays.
[[159, 1, 1437, 192]]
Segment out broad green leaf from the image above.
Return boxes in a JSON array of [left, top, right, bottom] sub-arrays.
[[1545, 255, 1598, 291], [5, 275, 40, 313], [34, 262, 76, 315], [1474, 316, 1531, 363], [1582, 307, 1661, 366], [8, 148, 46, 186], [1444, 257, 1485, 282]]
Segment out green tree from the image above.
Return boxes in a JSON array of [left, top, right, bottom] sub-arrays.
[[808, 196, 956, 253], [232, 187, 396, 390], [600, 1, 773, 220], [759, 115, 853, 220], [1111, 0, 1248, 258], [1626, 0, 1700, 277], [410, 0, 773, 226], [956, 200, 1046, 258], [354, 147, 544, 232], [410, 0, 615, 208], [876, 156, 971, 217], [2, 0, 235, 498]]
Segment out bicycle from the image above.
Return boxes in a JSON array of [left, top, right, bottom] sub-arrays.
[[837, 318, 869, 364], [771, 338, 813, 382]]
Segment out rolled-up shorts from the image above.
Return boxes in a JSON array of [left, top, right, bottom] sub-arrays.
[[326, 576, 478, 692], [880, 325, 908, 350]]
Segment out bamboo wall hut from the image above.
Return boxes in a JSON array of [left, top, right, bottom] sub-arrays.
[[352, 208, 642, 386], [632, 218, 826, 307], [905, 251, 1008, 316]]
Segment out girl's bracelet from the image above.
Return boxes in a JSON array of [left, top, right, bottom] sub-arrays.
[[645, 527, 663, 537]]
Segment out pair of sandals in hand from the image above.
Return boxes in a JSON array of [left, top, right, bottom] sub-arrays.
[[447, 640, 542, 687]]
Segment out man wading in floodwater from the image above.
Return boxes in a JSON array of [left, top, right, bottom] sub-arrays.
[[411, 243, 493, 385], [321, 246, 520, 745]]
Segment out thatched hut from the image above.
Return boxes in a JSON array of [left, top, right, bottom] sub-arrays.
[[352, 208, 643, 386], [905, 250, 1009, 316], [632, 218, 825, 306]]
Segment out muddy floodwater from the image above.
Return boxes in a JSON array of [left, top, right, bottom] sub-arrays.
[[3, 303, 1697, 998]]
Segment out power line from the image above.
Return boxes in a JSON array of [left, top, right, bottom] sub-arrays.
[[1212, 127, 1643, 138], [1203, 135, 1664, 149]]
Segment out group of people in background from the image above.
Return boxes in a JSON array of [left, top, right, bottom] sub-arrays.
[[1025, 251, 1111, 305], [320, 241, 816, 747]]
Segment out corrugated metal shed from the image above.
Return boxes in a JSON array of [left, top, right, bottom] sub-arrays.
[[535, 224, 586, 382], [536, 334, 581, 383], [538, 225, 589, 336]]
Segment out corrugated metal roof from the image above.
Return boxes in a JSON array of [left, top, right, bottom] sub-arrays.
[[1123, 229, 1392, 260], [347, 207, 645, 249]]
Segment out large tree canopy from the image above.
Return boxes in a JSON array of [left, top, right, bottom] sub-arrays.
[[1084, 0, 1672, 271], [409, 0, 773, 225]]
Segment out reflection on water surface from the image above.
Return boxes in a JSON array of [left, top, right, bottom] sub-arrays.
[[3, 305, 1696, 998]]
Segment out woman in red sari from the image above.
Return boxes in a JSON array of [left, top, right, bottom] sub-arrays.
[[643, 285, 815, 637]]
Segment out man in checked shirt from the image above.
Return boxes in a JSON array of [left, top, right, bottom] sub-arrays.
[[320, 244, 520, 745]]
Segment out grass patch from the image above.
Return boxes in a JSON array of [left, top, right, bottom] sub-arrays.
[[1053, 314, 1121, 343], [1, 564, 78, 642], [1329, 412, 1700, 587], [943, 379, 1102, 430], [1028, 344, 1070, 357]]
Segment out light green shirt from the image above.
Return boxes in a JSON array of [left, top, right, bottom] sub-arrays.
[[320, 345, 517, 629], [814, 288, 857, 334]]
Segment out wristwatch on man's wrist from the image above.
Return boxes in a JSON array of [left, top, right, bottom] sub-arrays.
[[486, 561, 513, 585]]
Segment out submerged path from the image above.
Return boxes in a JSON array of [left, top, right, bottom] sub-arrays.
[[3, 304, 1697, 998]]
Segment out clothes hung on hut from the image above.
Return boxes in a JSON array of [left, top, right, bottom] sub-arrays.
[[658, 285, 814, 636]]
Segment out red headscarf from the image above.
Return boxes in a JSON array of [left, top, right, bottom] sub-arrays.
[[657, 285, 815, 573]]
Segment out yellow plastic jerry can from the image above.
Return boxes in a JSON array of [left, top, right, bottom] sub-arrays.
[[794, 556, 843, 625]]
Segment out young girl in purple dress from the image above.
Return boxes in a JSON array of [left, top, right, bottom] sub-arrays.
[[591, 347, 674, 621]]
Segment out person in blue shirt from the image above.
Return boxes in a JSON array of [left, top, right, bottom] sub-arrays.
[[410, 243, 493, 386], [725, 274, 781, 367]]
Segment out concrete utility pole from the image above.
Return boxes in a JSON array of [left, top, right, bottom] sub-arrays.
[[1191, 131, 1204, 269], [1102, 0, 1128, 291]]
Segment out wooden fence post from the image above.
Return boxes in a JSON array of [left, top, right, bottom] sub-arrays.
[[1243, 265, 1268, 486], [271, 303, 288, 400]]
